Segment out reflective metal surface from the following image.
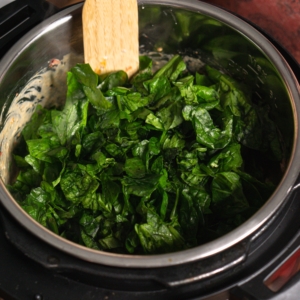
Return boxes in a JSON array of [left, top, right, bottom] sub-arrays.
[[0, 0, 299, 268]]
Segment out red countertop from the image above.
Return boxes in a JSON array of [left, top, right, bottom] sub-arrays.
[[202, 0, 300, 64]]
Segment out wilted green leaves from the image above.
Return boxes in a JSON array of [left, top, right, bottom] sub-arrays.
[[9, 55, 280, 254]]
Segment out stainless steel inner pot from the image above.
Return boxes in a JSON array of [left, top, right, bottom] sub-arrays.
[[0, 0, 299, 268]]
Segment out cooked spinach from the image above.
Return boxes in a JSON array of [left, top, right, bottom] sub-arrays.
[[9, 55, 282, 254]]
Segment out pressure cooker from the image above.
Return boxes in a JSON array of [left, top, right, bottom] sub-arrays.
[[0, 1, 300, 299]]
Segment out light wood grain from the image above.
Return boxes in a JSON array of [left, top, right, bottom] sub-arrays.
[[82, 0, 139, 77]]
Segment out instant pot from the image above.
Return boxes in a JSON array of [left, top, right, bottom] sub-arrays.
[[0, 1, 300, 299]]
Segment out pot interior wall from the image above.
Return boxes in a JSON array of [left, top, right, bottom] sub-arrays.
[[0, 2, 296, 268]]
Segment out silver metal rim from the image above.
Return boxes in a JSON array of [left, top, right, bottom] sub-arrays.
[[0, 0, 299, 268]]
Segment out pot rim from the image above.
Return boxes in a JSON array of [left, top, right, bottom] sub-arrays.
[[0, 0, 299, 268]]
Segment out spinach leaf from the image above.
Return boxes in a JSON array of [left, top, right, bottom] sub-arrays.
[[71, 64, 111, 109], [183, 105, 233, 149], [124, 157, 146, 178], [179, 186, 210, 245], [211, 172, 249, 216], [10, 54, 281, 255], [153, 54, 186, 81], [60, 165, 99, 209], [135, 206, 185, 254]]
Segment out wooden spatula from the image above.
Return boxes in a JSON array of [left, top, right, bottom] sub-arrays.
[[82, 0, 139, 78]]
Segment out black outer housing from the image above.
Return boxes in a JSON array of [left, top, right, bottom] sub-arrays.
[[0, 1, 300, 300], [0, 0, 57, 58]]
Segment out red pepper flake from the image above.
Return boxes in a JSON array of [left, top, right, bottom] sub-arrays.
[[48, 58, 61, 68]]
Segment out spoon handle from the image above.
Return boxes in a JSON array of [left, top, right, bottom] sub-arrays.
[[82, 0, 139, 77]]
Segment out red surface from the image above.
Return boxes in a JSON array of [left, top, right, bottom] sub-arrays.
[[202, 0, 300, 64], [264, 248, 300, 292]]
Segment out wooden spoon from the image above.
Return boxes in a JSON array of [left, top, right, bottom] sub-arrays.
[[82, 0, 139, 78]]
